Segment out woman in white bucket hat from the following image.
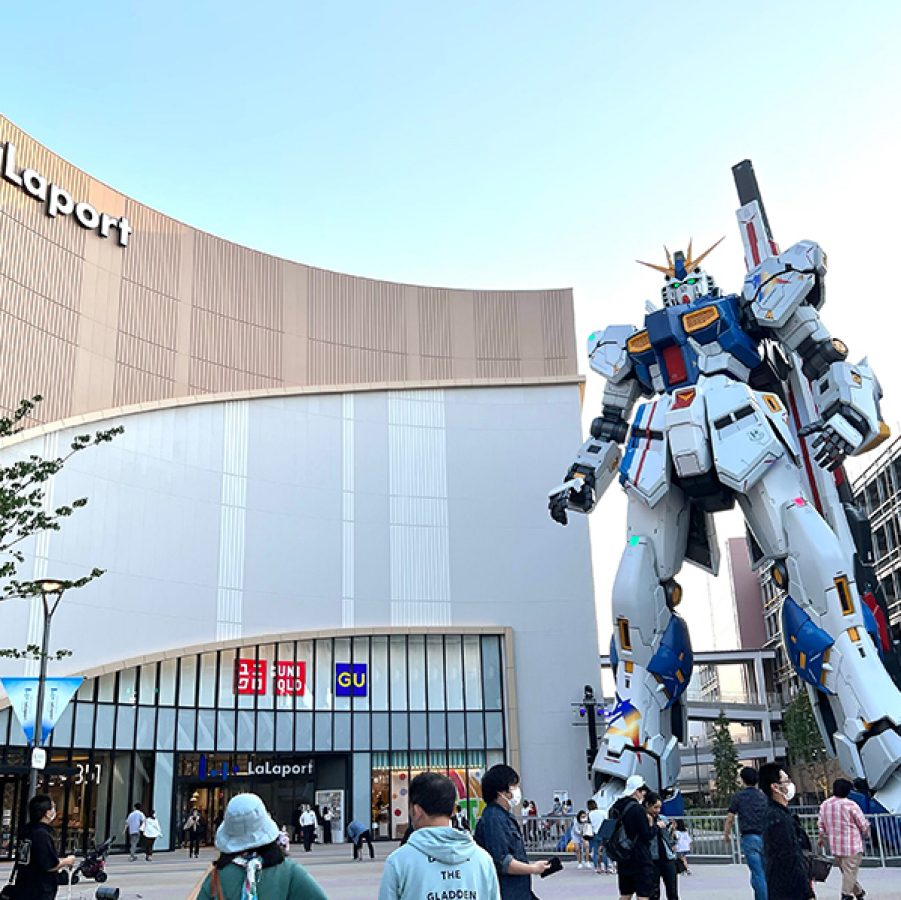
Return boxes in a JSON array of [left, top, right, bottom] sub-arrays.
[[195, 794, 327, 900]]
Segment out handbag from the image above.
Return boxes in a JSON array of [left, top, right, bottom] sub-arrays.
[[804, 850, 832, 882], [583, 822, 594, 838]]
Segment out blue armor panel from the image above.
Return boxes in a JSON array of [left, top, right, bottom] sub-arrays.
[[646, 614, 693, 708], [782, 595, 835, 693]]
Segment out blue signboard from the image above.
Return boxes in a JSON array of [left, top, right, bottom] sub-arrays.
[[335, 663, 367, 697]]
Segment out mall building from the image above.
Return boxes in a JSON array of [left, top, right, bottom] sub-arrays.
[[0, 115, 599, 855]]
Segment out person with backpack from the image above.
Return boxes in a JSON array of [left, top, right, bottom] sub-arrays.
[[607, 774, 656, 900]]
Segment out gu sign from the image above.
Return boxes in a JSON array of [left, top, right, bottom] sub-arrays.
[[335, 663, 367, 697]]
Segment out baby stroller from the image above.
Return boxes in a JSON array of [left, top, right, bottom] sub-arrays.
[[71, 836, 113, 883]]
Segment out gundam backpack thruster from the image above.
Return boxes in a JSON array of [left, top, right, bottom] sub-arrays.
[[549, 160, 901, 812]]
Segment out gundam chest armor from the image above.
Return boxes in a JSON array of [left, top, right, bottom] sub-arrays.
[[617, 291, 792, 513], [549, 160, 901, 813]]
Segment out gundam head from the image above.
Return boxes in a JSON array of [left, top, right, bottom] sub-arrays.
[[636, 237, 725, 307]]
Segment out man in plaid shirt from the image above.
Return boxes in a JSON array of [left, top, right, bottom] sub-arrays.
[[817, 778, 870, 900]]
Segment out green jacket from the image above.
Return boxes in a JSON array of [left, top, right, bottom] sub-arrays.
[[199, 858, 327, 900]]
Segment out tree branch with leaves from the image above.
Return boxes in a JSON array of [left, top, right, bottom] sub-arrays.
[[0, 395, 123, 660], [711, 712, 741, 807]]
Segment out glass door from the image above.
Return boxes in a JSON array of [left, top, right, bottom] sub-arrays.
[[1, 777, 23, 859]]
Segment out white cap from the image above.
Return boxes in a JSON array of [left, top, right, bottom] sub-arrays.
[[215, 793, 280, 854], [621, 774, 647, 797]]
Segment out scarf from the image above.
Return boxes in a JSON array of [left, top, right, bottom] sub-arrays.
[[231, 853, 263, 900]]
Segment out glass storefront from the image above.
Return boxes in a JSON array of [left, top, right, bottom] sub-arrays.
[[0, 631, 507, 856]]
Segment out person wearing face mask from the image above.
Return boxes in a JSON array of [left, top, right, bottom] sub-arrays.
[[379, 772, 499, 900], [643, 792, 678, 900], [759, 763, 815, 900], [474, 764, 550, 899], [10, 795, 76, 899]]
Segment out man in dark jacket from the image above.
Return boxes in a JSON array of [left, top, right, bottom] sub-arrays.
[[724, 766, 769, 900], [13, 795, 76, 899], [609, 774, 656, 900], [759, 763, 815, 900], [474, 764, 548, 899]]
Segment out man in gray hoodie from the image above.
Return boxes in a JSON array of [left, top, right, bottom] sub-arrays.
[[379, 772, 500, 900]]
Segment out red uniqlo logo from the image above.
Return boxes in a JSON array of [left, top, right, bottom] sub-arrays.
[[235, 659, 266, 695], [275, 661, 306, 696]]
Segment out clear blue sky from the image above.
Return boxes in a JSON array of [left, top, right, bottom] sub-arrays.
[[6, 1, 901, 648]]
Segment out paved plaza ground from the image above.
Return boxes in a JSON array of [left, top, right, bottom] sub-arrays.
[[3, 843, 900, 899]]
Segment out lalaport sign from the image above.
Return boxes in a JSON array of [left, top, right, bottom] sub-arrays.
[[1, 141, 133, 247], [242, 758, 315, 778], [197, 754, 315, 780]]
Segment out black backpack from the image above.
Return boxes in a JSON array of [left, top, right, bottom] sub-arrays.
[[604, 800, 637, 864]]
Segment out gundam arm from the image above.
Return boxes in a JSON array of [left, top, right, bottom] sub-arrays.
[[549, 324, 644, 525], [742, 239, 887, 470]]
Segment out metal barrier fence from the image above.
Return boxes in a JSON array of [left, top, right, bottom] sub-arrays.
[[519, 812, 901, 867]]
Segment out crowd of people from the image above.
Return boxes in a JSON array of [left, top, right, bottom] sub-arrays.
[[3, 761, 881, 899], [724, 763, 871, 900]]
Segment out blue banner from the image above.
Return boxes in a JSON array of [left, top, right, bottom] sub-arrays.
[[0, 676, 83, 744]]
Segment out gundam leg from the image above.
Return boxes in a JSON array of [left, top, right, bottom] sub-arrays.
[[739, 455, 901, 811], [595, 483, 694, 799]]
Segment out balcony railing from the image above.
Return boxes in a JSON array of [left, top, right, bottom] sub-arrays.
[[514, 811, 901, 866]]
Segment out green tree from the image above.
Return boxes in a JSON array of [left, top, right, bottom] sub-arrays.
[[783, 689, 832, 798], [711, 712, 740, 806], [0, 395, 123, 660]]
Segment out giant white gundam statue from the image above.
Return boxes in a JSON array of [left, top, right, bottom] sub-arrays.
[[550, 161, 901, 811]]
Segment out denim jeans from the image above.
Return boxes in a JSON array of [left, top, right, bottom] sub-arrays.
[[589, 834, 609, 869], [741, 833, 768, 900]]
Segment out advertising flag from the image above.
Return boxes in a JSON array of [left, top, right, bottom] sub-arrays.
[[0, 676, 83, 744]]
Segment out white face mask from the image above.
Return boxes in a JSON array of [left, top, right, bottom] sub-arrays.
[[782, 782, 797, 802], [508, 787, 523, 807]]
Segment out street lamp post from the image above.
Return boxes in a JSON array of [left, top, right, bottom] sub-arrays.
[[27, 579, 67, 798], [691, 735, 702, 804], [581, 685, 602, 791]]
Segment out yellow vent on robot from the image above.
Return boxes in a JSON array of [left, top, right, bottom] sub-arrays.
[[682, 306, 720, 333]]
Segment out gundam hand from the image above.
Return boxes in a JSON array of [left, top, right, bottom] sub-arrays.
[[800, 411, 860, 471], [548, 476, 595, 526], [548, 441, 621, 525]]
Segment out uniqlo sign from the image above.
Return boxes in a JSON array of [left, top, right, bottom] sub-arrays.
[[275, 661, 306, 696], [234, 659, 266, 695]]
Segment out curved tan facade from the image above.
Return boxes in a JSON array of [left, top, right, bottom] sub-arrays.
[[0, 115, 578, 427]]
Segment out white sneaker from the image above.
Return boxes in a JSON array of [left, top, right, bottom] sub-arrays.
[[577, 863, 583, 869]]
